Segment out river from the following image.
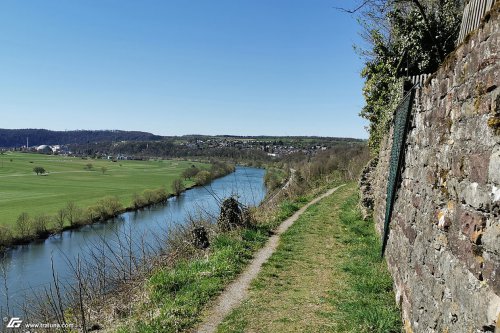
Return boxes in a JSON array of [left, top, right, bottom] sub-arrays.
[[0, 166, 266, 316]]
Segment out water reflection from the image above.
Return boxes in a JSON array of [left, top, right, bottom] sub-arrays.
[[0, 166, 265, 315]]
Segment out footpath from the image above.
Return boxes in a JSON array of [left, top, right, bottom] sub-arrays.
[[197, 183, 402, 333]]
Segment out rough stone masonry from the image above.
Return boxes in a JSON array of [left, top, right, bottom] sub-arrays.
[[360, 3, 500, 332]]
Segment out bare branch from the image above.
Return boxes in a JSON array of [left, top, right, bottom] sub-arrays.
[[334, 0, 371, 13]]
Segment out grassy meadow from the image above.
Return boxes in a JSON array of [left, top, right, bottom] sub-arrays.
[[0, 152, 207, 228]]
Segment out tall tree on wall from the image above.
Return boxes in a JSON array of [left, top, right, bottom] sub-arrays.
[[339, 0, 463, 153]]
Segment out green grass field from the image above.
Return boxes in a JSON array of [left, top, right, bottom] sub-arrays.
[[0, 152, 207, 228]]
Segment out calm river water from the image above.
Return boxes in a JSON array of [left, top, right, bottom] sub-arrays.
[[0, 166, 266, 316]]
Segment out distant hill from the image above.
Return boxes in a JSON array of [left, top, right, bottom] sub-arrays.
[[0, 129, 163, 147]]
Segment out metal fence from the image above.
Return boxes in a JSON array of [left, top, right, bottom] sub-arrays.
[[381, 86, 416, 257], [457, 0, 496, 44]]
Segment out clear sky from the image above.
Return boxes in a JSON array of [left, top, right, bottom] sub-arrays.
[[0, 0, 368, 138]]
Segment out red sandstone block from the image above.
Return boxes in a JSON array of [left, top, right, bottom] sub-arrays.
[[468, 153, 491, 184]]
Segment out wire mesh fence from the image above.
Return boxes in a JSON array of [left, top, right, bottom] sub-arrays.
[[381, 86, 416, 256]]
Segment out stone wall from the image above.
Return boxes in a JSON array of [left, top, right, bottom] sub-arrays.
[[364, 3, 500, 332]]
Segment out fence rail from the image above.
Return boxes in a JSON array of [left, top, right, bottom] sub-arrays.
[[457, 0, 496, 45]]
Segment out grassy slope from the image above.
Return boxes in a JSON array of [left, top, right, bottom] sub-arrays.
[[217, 183, 402, 333], [0, 152, 206, 227], [113, 195, 310, 333]]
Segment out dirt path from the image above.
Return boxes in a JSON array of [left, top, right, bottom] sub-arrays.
[[266, 169, 295, 205], [195, 184, 346, 333]]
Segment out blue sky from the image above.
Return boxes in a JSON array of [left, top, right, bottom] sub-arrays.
[[0, 0, 368, 138]]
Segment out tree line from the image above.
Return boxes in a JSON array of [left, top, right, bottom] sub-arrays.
[[0, 129, 162, 148], [0, 196, 128, 249]]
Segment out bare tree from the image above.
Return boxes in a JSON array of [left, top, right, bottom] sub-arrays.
[[16, 212, 31, 238], [55, 208, 66, 231], [65, 202, 81, 226]]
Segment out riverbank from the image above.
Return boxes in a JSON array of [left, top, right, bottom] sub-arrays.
[[94, 181, 314, 332], [78, 168, 341, 332], [0, 155, 233, 253], [0, 166, 265, 322], [3, 187, 180, 248]]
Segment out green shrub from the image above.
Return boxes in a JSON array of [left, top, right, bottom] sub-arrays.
[[171, 178, 185, 196], [95, 196, 123, 218], [153, 188, 169, 202], [194, 170, 212, 186], [142, 190, 156, 204], [132, 192, 147, 209], [83, 205, 101, 222], [182, 166, 199, 180]]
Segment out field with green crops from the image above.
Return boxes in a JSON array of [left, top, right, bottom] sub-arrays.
[[0, 152, 207, 227]]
